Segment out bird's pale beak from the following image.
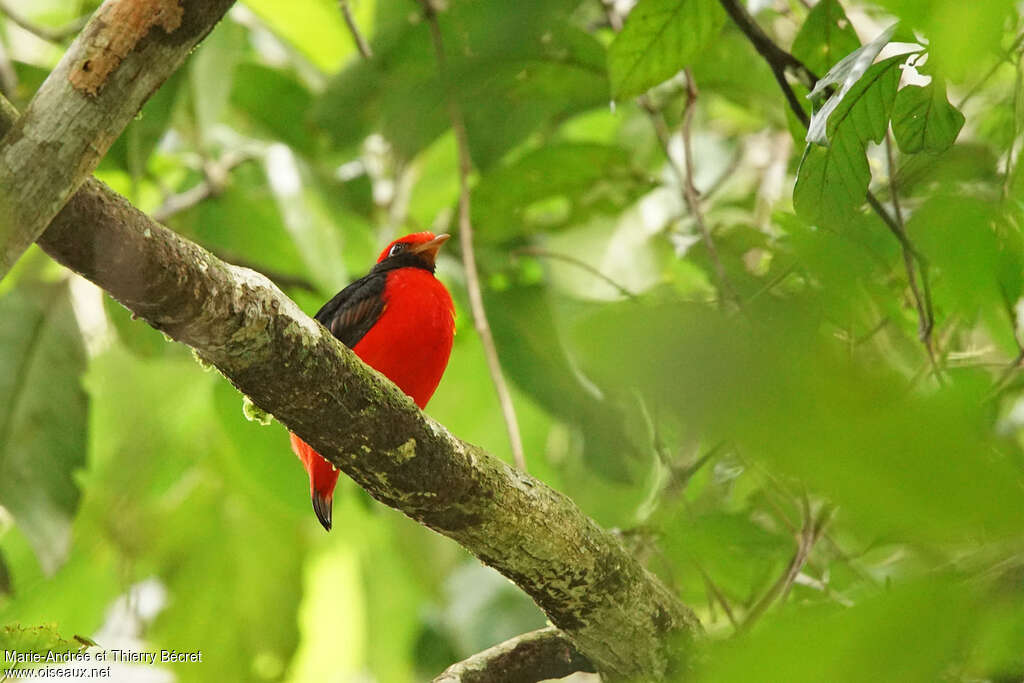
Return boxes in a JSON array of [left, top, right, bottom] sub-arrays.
[[410, 233, 450, 265]]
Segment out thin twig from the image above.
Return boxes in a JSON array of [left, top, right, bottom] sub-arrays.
[[641, 89, 736, 307], [885, 134, 942, 381], [0, 1, 88, 42], [152, 151, 254, 223], [741, 500, 833, 630], [696, 563, 739, 630], [745, 262, 796, 305], [420, 0, 527, 472], [512, 246, 636, 299], [338, 0, 373, 59]]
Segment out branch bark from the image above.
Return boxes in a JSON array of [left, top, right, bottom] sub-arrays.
[[433, 626, 595, 683], [0, 0, 235, 280], [0, 105, 699, 683]]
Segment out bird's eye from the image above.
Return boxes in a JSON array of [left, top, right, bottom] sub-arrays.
[[388, 243, 407, 257]]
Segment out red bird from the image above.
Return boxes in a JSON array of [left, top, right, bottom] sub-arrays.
[[290, 232, 455, 531]]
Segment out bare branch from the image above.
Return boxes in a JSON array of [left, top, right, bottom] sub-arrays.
[[512, 246, 636, 299], [420, 0, 527, 472], [433, 627, 595, 683], [0, 0, 237, 281], [0, 1, 89, 43], [337, 0, 373, 60], [152, 151, 255, 223]]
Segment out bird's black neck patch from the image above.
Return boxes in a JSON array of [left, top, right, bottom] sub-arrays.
[[371, 252, 436, 275]]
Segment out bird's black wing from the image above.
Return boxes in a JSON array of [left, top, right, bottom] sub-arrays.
[[313, 271, 387, 349]]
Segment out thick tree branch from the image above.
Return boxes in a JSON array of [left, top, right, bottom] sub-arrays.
[[0, 99, 699, 683], [433, 626, 595, 683], [0, 0, 235, 281]]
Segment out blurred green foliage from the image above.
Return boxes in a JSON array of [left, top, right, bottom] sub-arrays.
[[2, 0, 1024, 681]]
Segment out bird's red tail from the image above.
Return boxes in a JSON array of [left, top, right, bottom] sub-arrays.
[[290, 433, 339, 531]]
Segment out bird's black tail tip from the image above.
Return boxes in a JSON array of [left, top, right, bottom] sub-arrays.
[[312, 493, 333, 532]]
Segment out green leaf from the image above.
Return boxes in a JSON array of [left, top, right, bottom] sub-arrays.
[[485, 286, 644, 486], [810, 50, 904, 145], [572, 300, 1024, 542], [0, 624, 78, 672], [891, 81, 965, 154], [0, 282, 87, 576], [607, 0, 726, 99], [791, 0, 862, 78], [472, 143, 653, 243], [313, 1, 606, 166], [230, 63, 319, 157], [795, 55, 903, 225], [907, 195, 1019, 351], [663, 511, 792, 601], [870, 0, 1013, 80], [697, 579, 975, 682], [793, 128, 869, 226]]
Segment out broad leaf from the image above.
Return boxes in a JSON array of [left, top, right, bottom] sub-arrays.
[[231, 63, 319, 157], [794, 56, 903, 225], [791, 0, 861, 78], [892, 81, 965, 154], [806, 24, 899, 144], [313, 1, 606, 167], [608, 0, 726, 99], [697, 579, 974, 683], [0, 282, 87, 576], [472, 143, 653, 243]]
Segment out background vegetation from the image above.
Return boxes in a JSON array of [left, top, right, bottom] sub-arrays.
[[1, 0, 1023, 680]]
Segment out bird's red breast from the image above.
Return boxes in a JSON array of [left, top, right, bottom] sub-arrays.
[[290, 232, 454, 530]]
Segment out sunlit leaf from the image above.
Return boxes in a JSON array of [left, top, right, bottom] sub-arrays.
[[244, 0, 358, 71]]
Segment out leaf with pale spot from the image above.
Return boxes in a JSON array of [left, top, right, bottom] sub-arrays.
[[892, 80, 965, 154]]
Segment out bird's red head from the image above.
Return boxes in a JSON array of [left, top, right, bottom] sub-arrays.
[[376, 232, 450, 268]]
